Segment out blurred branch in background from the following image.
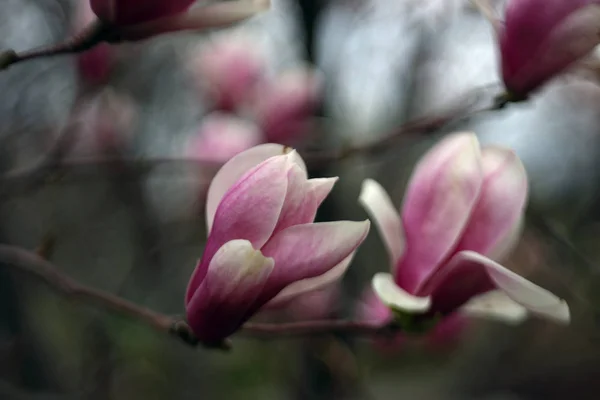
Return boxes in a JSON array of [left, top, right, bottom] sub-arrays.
[[0, 81, 503, 198]]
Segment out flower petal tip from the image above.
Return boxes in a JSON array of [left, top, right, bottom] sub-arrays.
[[371, 273, 431, 313]]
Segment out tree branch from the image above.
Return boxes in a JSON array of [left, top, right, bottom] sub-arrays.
[[0, 244, 197, 345], [242, 320, 398, 338], [0, 244, 398, 349], [0, 22, 109, 71]]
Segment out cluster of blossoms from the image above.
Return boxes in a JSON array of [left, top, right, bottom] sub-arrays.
[[79, 0, 600, 100], [74, 0, 578, 346], [185, 37, 321, 164], [184, 136, 569, 346]]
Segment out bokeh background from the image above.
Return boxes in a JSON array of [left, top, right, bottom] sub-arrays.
[[1, 0, 600, 399]]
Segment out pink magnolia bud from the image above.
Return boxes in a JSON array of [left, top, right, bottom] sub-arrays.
[[90, 0, 196, 26], [359, 133, 569, 328], [185, 144, 369, 344], [191, 36, 266, 111], [500, 0, 600, 98], [75, 1, 113, 86], [253, 68, 322, 144], [185, 113, 264, 165]]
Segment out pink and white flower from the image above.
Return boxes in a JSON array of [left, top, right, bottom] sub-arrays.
[[185, 144, 370, 344], [359, 132, 569, 329]]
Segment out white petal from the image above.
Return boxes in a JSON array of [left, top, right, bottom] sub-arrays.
[[460, 290, 528, 325], [371, 273, 431, 314], [308, 177, 338, 206], [205, 144, 306, 232], [462, 251, 570, 324], [359, 179, 405, 268]]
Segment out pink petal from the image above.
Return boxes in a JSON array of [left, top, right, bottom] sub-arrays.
[[424, 314, 468, 349], [187, 113, 264, 165], [90, 0, 195, 26], [186, 154, 290, 302], [272, 171, 338, 235], [421, 251, 570, 324], [205, 144, 306, 232], [357, 287, 394, 326], [256, 220, 370, 305], [453, 146, 528, 260], [271, 163, 313, 234], [309, 177, 338, 207], [359, 179, 405, 269], [264, 252, 354, 308], [501, 0, 600, 95], [398, 132, 483, 293], [186, 239, 274, 343]]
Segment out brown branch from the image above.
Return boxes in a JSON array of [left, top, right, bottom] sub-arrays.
[[242, 320, 398, 338], [300, 83, 507, 168], [0, 244, 398, 349], [0, 244, 197, 345]]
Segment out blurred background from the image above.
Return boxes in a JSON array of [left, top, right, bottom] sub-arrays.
[[1, 0, 600, 399]]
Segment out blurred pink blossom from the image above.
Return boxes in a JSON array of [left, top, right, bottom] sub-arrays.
[[70, 91, 137, 158], [500, 0, 600, 98], [191, 37, 266, 111], [185, 144, 370, 344], [358, 132, 569, 335], [186, 113, 263, 165], [252, 68, 322, 144], [75, 1, 113, 86]]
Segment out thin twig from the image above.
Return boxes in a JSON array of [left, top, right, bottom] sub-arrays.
[[0, 22, 109, 71], [301, 83, 505, 167], [242, 320, 398, 338]]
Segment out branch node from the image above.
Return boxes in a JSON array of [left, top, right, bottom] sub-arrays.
[[0, 50, 18, 70], [169, 319, 200, 347]]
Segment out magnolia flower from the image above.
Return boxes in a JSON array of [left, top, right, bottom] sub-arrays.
[[185, 144, 370, 344], [359, 132, 569, 331], [499, 0, 600, 98], [89, 0, 270, 41]]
